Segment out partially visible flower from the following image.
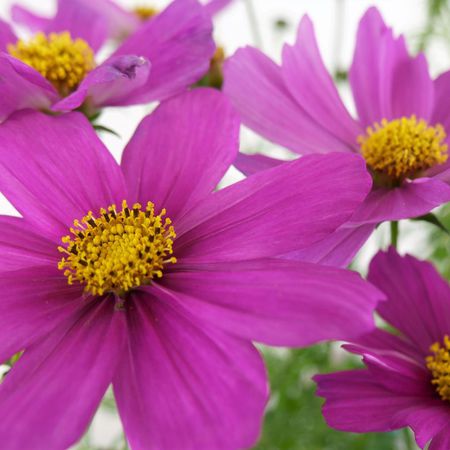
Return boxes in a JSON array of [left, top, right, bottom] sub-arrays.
[[0, 88, 381, 449], [223, 8, 450, 267], [0, 0, 214, 121], [315, 249, 450, 450], [12, 0, 234, 42]]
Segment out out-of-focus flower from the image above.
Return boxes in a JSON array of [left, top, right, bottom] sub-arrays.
[[0, 89, 381, 449], [315, 249, 450, 450], [12, 0, 234, 42], [223, 7, 450, 267], [0, 0, 214, 121]]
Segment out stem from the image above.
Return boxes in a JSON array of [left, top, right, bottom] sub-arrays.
[[403, 427, 417, 450], [390, 221, 399, 249], [332, 0, 346, 79], [244, 0, 263, 48]]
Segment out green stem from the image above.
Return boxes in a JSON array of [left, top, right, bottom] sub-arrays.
[[390, 221, 399, 249], [403, 427, 417, 450]]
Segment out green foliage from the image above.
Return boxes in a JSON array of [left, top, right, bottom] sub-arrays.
[[427, 204, 450, 280]]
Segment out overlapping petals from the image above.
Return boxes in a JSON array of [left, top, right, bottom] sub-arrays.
[[0, 89, 381, 448]]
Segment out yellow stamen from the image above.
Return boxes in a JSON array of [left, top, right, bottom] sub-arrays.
[[358, 116, 448, 183], [58, 201, 177, 296], [8, 32, 95, 97], [133, 6, 158, 21], [426, 335, 450, 402]]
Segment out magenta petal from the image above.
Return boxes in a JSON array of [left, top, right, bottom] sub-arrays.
[[223, 46, 352, 154], [0, 216, 57, 271], [351, 177, 450, 224], [122, 89, 239, 220], [0, 299, 126, 450], [233, 153, 285, 176], [114, 293, 267, 450], [432, 70, 450, 131], [281, 16, 361, 147], [203, 0, 234, 16], [10, 5, 51, 33], [52, 55, 150, 111], [281, 223, 375, 267], [110, 0, 215, 104], [430, 427, 450, 450], [0, 265, 83, 368], [0, 18, 17, 51], [0, 111, 127, 240], [315, 369, 448, 441], [174, 153, 372, 262], [161, 258, 381, 346], [0, 54, 58, 122], [368, 249, 450, 354]]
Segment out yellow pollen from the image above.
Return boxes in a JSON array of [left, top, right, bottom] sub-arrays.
[[133, 6, 158, 20], [358, 116, 448, 182], [58, 201, 177, 296], [8, 32, 95, 97], [426, 335, 450, 402]]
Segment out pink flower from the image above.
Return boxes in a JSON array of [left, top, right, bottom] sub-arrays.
[[315, 249, 450, 450], [0, 89, 381, 449], [223, 7, 450, 267], [0, 0, 215, 120]]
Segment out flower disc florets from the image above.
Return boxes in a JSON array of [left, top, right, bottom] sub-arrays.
[[133, 6, 158, 20], [8, 32, 95, 96], [426, 335, 450, 402], [58, 200, 177, 296], [358, 116, 448, 184]]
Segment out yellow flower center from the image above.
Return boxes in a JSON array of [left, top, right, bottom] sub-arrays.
[[133, 6, 158, 21], [58, 201, 177, 296], [426, 335, 450, 402], [8, 32, 95, 97], [358, 116, 448, 184]]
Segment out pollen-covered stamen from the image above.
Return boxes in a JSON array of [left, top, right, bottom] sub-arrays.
[[358, 116, 448, 183], [8, 32, 95, 97], [58, 201, 177, 296], [133, 6, 158, 20], [426, 335, 450, 402]]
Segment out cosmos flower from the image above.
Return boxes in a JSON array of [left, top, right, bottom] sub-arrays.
[[315, 249, 450, 450], [0, 89, 381, 449], [223, 7, 450, 267], [0, 0, 214, 121], [12, 0, 234, 42]]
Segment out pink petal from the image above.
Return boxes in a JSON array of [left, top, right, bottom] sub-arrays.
[[174, 153, 371, 262], [160, 258, 381, 346], [0, 298, 126, 449], [0, 215, 57, 271], [52, 55, 150, 111], [0, 110, 127, 241], [0, 18, 17, 51], [233, 153, 284, 176], [281, 16, 361, 148], [114, 293, 267, 450], [10, 5, 51, 33], [432, 70, 450, 131], [110, 0, 215, 104], [368, 249, 450, 354], [122, 89, 239, 221], [0, 265, 82, 364], [203, 0, 234, 16], [223, 46, 352, 154]]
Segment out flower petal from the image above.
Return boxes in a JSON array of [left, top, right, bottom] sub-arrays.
[[160, 258, 381, 346], [0, 216, 57, 271], [0, 265, 82, 369], [109, 0, 215, 104], [233, 153, 285, 176], [0, 110, 127, 241], [10, 5, 51, 33], [0, 18, 17, 51], [52, 55, 150, 111], [350, 178, 450, 224], [432, 70, 450, 132], [223, 46, 352, 154], [174, 153, 372, 262], [315, 369, 448, 445], [113, 293, 267, 450], [0, 54, 58, 122], [203, 0, 234, 16], [281, 16, 361, 148], [122, 88, 239, 220], [0, 298, 126, 450], [368, 249, 450, 354]]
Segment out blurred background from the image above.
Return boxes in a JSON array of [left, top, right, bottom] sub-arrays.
[[0, 0, 449, 448]]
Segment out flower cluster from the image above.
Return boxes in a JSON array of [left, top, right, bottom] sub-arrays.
[[0, 1, 447, 449]]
